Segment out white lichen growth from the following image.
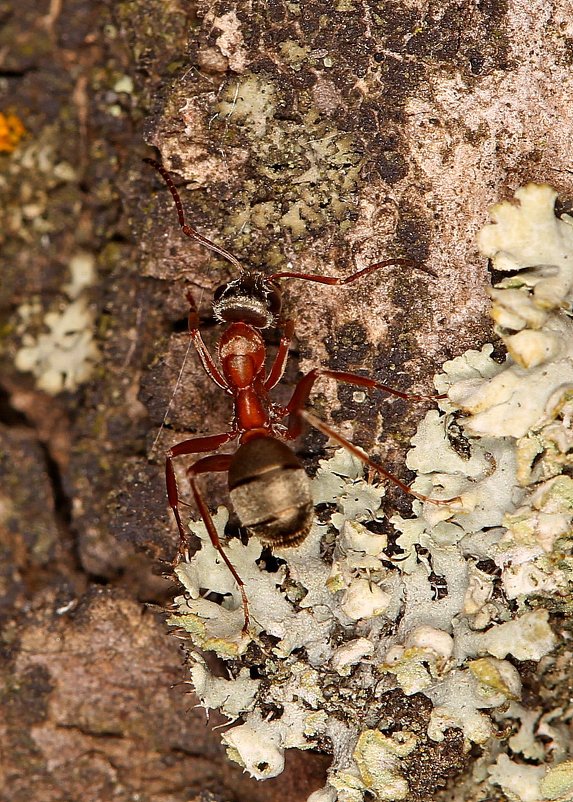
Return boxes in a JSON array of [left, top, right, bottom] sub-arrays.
[[169, 184, 573, 801], [176, 71, 363, 240], [14, 251, 99, 393]]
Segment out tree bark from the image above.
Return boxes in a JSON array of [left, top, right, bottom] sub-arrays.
[[1, 1, 571, 800]]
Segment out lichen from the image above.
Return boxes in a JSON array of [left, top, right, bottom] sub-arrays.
[[0, 111, 26, 153], [169, 184, 573, 801], [174, 70, 363, 245], [14, 251, 99, 394]]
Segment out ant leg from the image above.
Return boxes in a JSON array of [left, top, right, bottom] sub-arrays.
[[298, 409, 460, 507], [186, 454, 250, 633], [264, 318, 295, 390], [184, 289, 229, 390], [285, 367, 444, 439], [269, 257, 436, 284], [166, 431, 236, 551]]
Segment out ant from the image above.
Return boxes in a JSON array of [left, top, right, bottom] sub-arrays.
[[144, 158, 455, 632]]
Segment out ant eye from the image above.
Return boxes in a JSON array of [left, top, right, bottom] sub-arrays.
[[267, 284, 282, 318], [213, 283, 228, 301]]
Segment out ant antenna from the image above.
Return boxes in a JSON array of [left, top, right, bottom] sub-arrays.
[[143, 158, 243, 272], [270, 258, 437, 284]]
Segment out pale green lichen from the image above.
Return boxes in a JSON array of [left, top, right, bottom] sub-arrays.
[[539, 760, 573, 801], [169, 184, 573, 801], [488, 754, 547, 802], [14, 251, 99, 394], [177, 71, 363, 241], [216, 74, 277, 139], [351, 729, 416, 801]]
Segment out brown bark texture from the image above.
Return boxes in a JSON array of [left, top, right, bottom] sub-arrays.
[[0, 1, 571, 801]]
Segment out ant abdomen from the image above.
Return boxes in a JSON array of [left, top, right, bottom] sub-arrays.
[[228, 436, 314, 548]]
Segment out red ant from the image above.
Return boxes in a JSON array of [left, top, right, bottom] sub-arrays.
[[145, 158, 455, 632]]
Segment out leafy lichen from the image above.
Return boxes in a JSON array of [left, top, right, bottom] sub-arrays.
[[169, 184, 573, 801]]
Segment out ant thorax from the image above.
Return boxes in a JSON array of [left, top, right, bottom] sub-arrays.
[[212, 271, 282, 329], [218, 324, 266, 388]]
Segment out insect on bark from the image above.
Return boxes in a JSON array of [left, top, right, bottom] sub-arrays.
[[144, 158, 456, 632]]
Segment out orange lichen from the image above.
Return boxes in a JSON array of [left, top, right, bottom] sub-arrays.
[[0, 112, 26, 153]]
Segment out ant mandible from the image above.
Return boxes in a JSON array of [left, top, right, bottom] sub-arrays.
[[144, 157, 453, 632]]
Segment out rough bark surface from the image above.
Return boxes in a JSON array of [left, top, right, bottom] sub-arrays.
[[1, 1, 572, 800]]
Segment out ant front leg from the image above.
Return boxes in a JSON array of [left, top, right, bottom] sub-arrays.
[[264, 318, 295, 391], [186, 454, 251, 633], [166, 431, 236, 553], [185, 288, 228, 390]]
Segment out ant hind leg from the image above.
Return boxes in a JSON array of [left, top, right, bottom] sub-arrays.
[[298, 409, 460, 507], [186, 454, 251, 633]]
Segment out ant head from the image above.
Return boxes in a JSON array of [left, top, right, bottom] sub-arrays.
[[144, 159, 285, 328], [213, 271, 282, 329]]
